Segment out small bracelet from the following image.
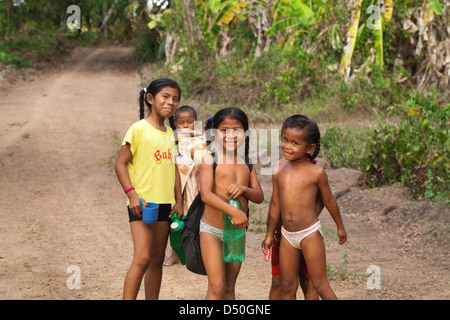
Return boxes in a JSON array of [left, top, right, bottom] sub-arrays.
[[124, 187, 135, 194]]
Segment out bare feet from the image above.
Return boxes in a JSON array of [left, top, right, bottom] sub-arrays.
[[163, 251, 179, 266]]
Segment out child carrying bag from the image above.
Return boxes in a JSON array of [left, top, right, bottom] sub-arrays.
[[182, 192, 207, 275], [181, 153, 253, 276]]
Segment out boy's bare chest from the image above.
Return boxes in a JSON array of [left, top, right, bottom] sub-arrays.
[[278, 169, 317, 192]]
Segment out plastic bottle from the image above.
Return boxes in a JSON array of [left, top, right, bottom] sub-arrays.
[[170, 213, 186, 265], [223, 198, 246, 263]]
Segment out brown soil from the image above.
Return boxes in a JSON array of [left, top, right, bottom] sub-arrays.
[[0, 46, 448, 300]]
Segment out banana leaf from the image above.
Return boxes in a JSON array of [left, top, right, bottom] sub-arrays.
[[272, 0, 291, 23], [267, 16, 312, 34], [428, 0, 443, 15], [210, 1, 241, 37], [267, 0, 315, 34], [383, 0, 394, 22], [291, 0, 315, 22], [338, 0, 362, 75], [373, 4, 384, 69]]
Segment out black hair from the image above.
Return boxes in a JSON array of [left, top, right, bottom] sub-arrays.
[[281, 114, 321, 161], [204, 116, 214, 131], [204, 116, 214, 152], [174, 105, 197, 120], [139, 78, 181, 130], [211, 107, 250, 158]]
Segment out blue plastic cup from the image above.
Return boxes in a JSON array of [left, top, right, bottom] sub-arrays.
[[139, 197, 159, 224]]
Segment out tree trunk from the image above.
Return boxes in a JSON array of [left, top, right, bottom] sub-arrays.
[[100, 0, 118, 39], [338, 0, 363, 78]]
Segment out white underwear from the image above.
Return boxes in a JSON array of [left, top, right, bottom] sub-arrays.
[[281, 220, 323, 249]]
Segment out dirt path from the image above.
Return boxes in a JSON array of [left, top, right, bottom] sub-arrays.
[[0, 47, 448, 300]]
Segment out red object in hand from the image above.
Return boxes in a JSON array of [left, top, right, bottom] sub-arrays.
[[262, 248, 271, 261]]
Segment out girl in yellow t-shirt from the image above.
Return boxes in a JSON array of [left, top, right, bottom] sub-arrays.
[[115, 78, 183, 300]]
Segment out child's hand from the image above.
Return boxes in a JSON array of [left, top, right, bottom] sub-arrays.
[[170, 201, 184, 220], [129, 194, 144, 218], [338, 228, 347, 245], [227, 184, 247, 199], [230, 209, 248, 229], [262, 234, 274, 257]]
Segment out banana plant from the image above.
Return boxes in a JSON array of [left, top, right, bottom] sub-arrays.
[[383, 0, 393, 22], [267, 0, 316, 35], [339, 0, 399, 76], [338, 0, 362, 76], [428, 0, 443, 15], [372, 0, 384, 69], [209, 0, 248, 38]]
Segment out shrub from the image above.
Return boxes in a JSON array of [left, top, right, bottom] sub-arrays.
[[360, 92, 449, 201], [322, 125, 371, 169]]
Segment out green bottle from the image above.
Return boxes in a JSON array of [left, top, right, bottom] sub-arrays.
[[170, 213, 186, 265], [223, 198, 246, 263]]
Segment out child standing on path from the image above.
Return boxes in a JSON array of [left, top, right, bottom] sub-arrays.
[[263, 115, 347, 300], [199, 107, 264, 300], [115, 78, 183, 300], [165, 105, 206, 266]]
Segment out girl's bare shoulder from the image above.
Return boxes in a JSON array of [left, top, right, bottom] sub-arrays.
[[202, 152, 214, 166]]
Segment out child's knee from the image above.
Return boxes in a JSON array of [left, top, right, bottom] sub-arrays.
[[150, 248, 166, 265], [311, 277, 329, 293], [271, 276, 282, 291], [132, 255, 151, 272], [281, 277, 298, 294], [208, 280, 226, 298]]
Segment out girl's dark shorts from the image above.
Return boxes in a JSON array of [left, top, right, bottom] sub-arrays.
[[127, 203, 172, 223]]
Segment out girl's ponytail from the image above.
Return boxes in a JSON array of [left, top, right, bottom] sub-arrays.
[[168, 115, 176, 131], [139, 88, 147, 120], [307, 141, 320, 163]]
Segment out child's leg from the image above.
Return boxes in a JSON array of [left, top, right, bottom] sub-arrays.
[[269, 236, 282, 300], [279, 236, 301, 300], [269, 275, 282, 300], [163, 244, 179, 266], [301, 231, 337, 300], [144, 221, 170, 300], [299, 252, 319, 300], [200, 232, 226, 299], [123, 221, 153, 300], [224, 261, 242, 300]]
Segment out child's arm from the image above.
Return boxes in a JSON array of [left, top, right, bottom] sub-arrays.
[[115, 143, 143, 217], [317, 168, 347, 244], [227, 166, 264, 204], [170, 166, 183, 218], [199, 153, 248, 229], [262, 173, 281, 252]]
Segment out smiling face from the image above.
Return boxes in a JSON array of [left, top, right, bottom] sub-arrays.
[[281, 127, 316, 162], [146, 86, 180, 119], [216, 117, 246, 153]]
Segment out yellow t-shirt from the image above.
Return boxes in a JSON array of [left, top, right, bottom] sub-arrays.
[[122, 119, 176, 204]]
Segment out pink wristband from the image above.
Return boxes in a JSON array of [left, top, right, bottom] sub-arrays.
[[124, 187, 135, 194]]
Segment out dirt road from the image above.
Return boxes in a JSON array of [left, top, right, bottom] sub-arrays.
[[0, 47, 448, 300]]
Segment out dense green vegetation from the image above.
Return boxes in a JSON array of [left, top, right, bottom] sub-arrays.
[[0, 0, 448, 201]]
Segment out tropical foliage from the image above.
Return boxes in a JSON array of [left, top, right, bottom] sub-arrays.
[[0, 0, 448, 200], [361, 92, 449, 202]]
